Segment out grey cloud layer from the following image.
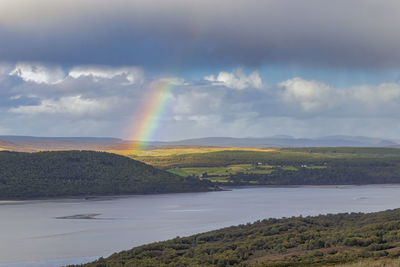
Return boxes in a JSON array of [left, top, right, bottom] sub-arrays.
[[2, 63, 400, 139], [1, 0, 400, 69]]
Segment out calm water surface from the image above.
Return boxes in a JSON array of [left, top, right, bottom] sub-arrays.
[[1, 185, 400, 266]]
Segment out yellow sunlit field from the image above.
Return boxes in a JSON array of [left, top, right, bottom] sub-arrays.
[[107, 146, 276, 157]]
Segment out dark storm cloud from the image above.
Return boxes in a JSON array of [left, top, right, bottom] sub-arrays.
[[1, 0, 400, 69]]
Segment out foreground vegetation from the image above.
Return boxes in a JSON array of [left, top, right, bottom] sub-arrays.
[[337, 257, 400, 266], [130, 147, 400, 185], [0, 151, 217, 199], [76, 208, 400, 266]]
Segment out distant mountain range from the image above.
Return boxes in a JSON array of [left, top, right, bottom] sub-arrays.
[[152, 135, 400, 148], [0, 135, 399, 152], [0, 135, 122, 143], [0, 136, 126, 152]]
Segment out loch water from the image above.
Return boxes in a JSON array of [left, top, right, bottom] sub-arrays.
[[1, 185, 400, 266]]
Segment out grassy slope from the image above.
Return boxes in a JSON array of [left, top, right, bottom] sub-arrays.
[[76, 208, 400, 267], [0, 150, 217, 199], [134, 147, 400, 169], [127, 147, 400, 186], [115, 147, 275, 157], [168, 164, 273, 178]]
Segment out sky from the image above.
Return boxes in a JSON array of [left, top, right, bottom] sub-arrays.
[[1, 0, 400, 141]]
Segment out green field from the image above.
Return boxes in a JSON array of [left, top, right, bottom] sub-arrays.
[[167, 163, 331, 185], [131, 147, 400, 186], [167, 164, 273, 178]]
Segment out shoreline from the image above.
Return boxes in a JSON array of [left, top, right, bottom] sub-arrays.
[[221, 183, 400, 190], [0, 186, 221, 202]]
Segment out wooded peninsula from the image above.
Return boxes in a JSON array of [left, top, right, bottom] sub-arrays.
[[0, 150, 217, 199]]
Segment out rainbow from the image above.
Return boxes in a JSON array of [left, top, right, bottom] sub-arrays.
[[128, 79, 173, 154]]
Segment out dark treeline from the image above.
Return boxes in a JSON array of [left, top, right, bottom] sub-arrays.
[[0, 151, 217, 199], [228, 159, 400, 185], [74, 208, 400, 266]]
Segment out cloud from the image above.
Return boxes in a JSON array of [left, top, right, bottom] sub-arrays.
[[9, 62, 65, 84], [277, 77, 400, 117], [204, 69, 264, 90], [9, 95, 109, 116], [1, 0, 400, 69], [69, 66, 144, 85], [4, 62, 400, 140], [278, 77, 340, 112], [158, 77, 188, 86], [351, 83, 400, 105], [171, 90, 222, 116], [0, 63, 13, 80]]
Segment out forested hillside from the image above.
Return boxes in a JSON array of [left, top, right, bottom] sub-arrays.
[[139, 148, 400, 169], [0, 151, 217, 199], [76, 209, 400, 266], [134, 148, 400, 185]]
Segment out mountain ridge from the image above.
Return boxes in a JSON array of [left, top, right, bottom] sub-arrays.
[[0, 135, 398, 152], [151, 136, 399, 148]]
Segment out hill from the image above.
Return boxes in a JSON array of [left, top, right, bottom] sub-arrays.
[[0, 151, 217, 199], [152, 135, 399, 148], [0, 139, 30, 151], [0, 135, 123, 143], [75, 208, 400, 266], [0, 136, 129, 152], [0, 135, 399, 154], [136, 147, 400, 185]]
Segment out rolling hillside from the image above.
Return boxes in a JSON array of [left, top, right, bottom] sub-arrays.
[[76, 208, 400, 267], [0, 150, 217, 199]]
